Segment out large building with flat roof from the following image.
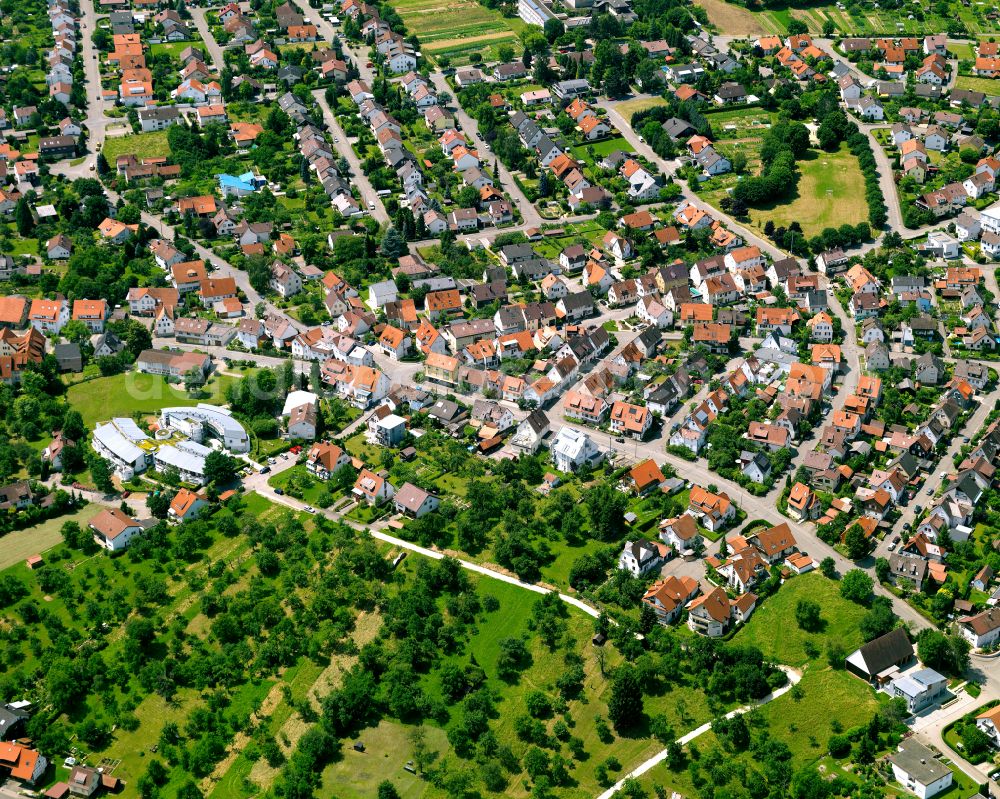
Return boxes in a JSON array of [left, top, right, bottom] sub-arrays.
[[518, 0, 556, 26], [91, 418, 150, 479]]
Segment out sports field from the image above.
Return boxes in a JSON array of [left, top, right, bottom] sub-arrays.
[[747, 144, 867, 239], [391, 0, 526, 63]]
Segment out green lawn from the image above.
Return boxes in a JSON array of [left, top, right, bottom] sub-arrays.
[[148, 41, 191, 58], [66, 371, 240, 428], [734, 571, 867, 667], [570, 136, 631, 164], [319, 720, 449, 799], [950, 42, 976, 60], [267, 464, 335, 505], [755, 668, 879, 763], [540, 536, 609, 588], [102, 130, 172, 164], [343, 431, 382, 465]]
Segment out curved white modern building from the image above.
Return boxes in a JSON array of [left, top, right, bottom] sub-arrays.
[[159, 404, 250, 453]]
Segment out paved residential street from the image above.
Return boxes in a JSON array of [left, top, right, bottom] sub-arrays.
[[428, 71, 544, 230], [188, 7, 227, 72], [312, 88, 390, 224]]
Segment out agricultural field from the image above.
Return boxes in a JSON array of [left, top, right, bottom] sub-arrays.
[[391, 0, 527, 64], [696, 0, 1000, 36], [102, 130, 173, 164], [66, 372, 241, 428]]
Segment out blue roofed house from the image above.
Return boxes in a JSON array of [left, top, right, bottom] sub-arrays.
[[218, 171, 266, 197]]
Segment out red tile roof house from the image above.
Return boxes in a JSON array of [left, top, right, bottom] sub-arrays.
[[168, 488, 207, 523], [305, 442, 351, 479], [750, 522, 798, 564], [353, 468, 395, 504], [89, 507, 144, 552], [71, 299, 108, 332]]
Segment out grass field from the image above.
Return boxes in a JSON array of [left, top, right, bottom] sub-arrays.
[[66, 371, 239, 428], [955, 75, 1000, 96], [633, 666, 880, 798], [0, 505, 95, 571], [320, 720, 449, 799], [734, 571, 867, 667], [267, 465, 334, 505], [614, 96, 668, 122], [102, 130, 172, 164], [756, 668, 879, 762], [950, 42, 976, 60], [745, 145, 867, 239]]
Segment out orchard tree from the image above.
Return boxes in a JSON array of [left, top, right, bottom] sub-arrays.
[[795, 599, 822, 632], [839, 569, 874, 605], [608, 668, 643, 730]]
